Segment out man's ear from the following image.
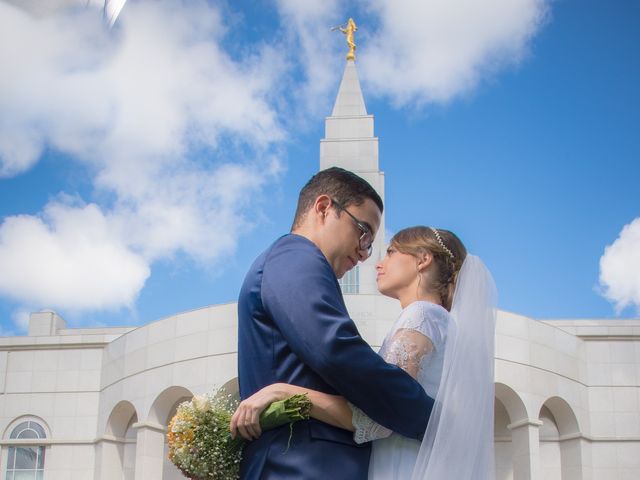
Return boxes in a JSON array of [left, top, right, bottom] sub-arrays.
[[313, 195, 332, 222], [417, 252, 433, 272]]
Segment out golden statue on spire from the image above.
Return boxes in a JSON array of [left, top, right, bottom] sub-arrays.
[[333, 18, 358, 61]]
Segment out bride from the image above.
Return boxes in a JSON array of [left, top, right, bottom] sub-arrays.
[[231, 226, 496, 479]]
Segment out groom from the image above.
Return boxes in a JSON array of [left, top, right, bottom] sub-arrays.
[[237, 167, 434, 479]]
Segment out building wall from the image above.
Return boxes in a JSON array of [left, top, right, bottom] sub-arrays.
[[0, 304, 638, 479]]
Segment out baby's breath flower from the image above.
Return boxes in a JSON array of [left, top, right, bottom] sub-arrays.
[[167, 388, 311, 479]]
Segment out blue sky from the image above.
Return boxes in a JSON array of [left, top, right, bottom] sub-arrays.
[[0, 0, 638, 333]]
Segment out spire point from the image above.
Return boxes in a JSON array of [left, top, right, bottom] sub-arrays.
[[331, 59, 367, 117]]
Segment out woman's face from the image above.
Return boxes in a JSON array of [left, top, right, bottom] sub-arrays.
[[376, 245, 419, 299]]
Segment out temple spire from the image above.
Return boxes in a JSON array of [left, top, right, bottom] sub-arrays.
[[331, 60, 367, 117], [320, 56, 385, 295]]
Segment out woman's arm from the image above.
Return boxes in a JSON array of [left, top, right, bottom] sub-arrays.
[[229, 383, 354, 441], [230, 329, 434, 441], [348, 328, 434, 444], [383, 328, 433, 377]]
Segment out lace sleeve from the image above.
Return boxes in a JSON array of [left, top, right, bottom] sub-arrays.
[[383, 328, 434, 378], [349, 402, 393, 444], [349, 328, 434, 443]]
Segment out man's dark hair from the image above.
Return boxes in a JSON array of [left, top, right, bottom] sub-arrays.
[[291, 167, 383, 230]]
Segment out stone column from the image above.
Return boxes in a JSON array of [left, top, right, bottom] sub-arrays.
[[133, 421, 167, 480], [508, 418, 543, 480], [559, 433, 585, 480], [94, 436, 125, 480]]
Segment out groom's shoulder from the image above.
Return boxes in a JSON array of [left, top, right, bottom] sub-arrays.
[[256, 235, 335, 291], [265, 234, 327, 266], [244, 235, 329, 282]]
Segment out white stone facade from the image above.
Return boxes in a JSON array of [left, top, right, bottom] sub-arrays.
[[1, 305, 639, 479], [1, 61, 638, 479]]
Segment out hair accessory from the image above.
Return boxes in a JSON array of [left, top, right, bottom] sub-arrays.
[[430, 227, 455, 260]]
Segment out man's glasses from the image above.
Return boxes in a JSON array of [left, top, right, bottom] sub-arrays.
[[331, 199, 374, 257]]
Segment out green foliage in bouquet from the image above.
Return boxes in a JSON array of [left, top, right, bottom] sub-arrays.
[[167, 391, 311, 480]]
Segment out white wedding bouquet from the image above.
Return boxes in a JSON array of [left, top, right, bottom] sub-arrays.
[[167, 389, 311, 479]]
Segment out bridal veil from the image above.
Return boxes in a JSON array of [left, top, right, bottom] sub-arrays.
[[410, 255, 497, 480]]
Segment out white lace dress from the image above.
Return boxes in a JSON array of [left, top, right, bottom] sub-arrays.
[[350, 301, 450, 480]]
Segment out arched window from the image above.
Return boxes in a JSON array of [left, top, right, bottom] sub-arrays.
[[5, 420, 46, 479]]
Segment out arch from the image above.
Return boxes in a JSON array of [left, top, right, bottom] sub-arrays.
[[149, 387, 195, 480], [105, 400, 138, 438], [494, 397, 514, 480], [539, 396, 580, 436], [147, 386, 194, 426], [495, 382, 528, 423], [122, 414, 137, 480], [495, 397, 512, 439], [539, 397, 583, 480], [163, 396, 195, 480], [539, 405, 562, 480], [495, 383, 540, 480], [97, 401, 138, 480], [539, 405, 560, 439], [3, 415, 51, 440], [3, 416, 49, 480]]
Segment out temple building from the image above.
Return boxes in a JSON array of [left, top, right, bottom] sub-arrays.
[[0, 57, 639, 480]]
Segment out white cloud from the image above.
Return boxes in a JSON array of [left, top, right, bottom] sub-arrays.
[[0, 1, 285, 316], [0, 202, 149, 311], [275, 0, 344, 120], [0, 308, 31, 336], [599, 218, 640, 314], [358, 0, 549, 106], [273, 0, 549, 110], [108, 159, 282, 262], [0, 0, 552, 321], [1, 0, 92, 17], [0, 1, 283, 173], [11, 309, 32, 333]]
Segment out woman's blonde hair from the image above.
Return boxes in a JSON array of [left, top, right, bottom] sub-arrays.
[[389, 226, 467, 311]]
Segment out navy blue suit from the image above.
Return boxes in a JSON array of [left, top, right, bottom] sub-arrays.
[[237, 234, 433, 479]]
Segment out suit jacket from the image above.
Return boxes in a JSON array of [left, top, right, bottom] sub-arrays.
[[237, 234, 434, 479]]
